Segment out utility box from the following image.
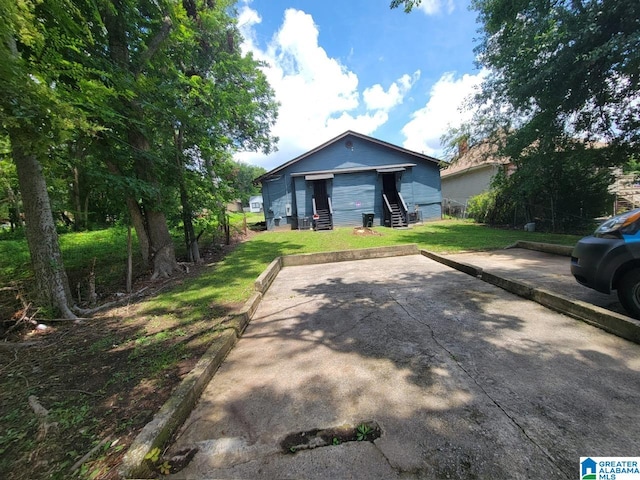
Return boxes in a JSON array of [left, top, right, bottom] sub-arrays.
[[362, 213, 374, 227]]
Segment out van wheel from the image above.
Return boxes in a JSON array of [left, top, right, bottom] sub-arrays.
[[617, 270, 640, 319]]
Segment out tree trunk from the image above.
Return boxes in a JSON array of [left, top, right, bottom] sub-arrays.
[[180, 181, 201, 264], [83, 191, 90, 229], [175, 127, 201, 264], [147, 209, 179, 279], [104, 159, 151, 267], [125, 196, 151, 267], [129, 128, 178, 279], [102, 0, 177, 279], [11, 133, 77, 319], [72, 166, 83, 231]]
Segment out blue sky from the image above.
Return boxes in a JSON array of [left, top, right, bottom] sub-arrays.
[[235, 0, 486, 170]]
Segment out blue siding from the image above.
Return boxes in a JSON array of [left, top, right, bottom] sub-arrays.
[[262, 174, 293, 229], [260, 132, 442, 230], [288, 134, 425, 173], [401, 165, 442, 221], [331, 171, 378, 226], [293, 176, 307, 228]]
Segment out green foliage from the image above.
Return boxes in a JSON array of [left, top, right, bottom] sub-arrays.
[[356, 424, 372, 441], [233, 163, 267, 205], [467, 191, 498, 224], [623, 155, 640, 177], [389, 0, 422, 13], [435, 0, 637, 232], [144, 447, 161, 463], [471, 0, 640, 148], [488, 140, 613, 232]]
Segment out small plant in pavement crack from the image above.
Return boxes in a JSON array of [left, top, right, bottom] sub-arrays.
[[356, 423, 372, 441], [144, 447, 172, 475]]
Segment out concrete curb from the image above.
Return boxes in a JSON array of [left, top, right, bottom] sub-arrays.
[[421, 249, 640, 345], [119, 330, 238, 478], [119, 290, 263, 479], [119, 244, 420, 478], [506, 240, 574, 257], [281, 244, 419, 267], [420, 250, 482, 277]]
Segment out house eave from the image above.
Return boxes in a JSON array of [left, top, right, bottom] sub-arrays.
[[254, 130, 440, 184], [440, 162, 505, 179], [291, 163, 416, 178]]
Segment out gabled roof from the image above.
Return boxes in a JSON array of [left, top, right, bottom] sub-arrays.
[[440, 140, 510, 179], [255, 130, 440, 184]]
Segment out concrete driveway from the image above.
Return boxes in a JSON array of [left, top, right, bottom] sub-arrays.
[[166, 253, 640, 479]]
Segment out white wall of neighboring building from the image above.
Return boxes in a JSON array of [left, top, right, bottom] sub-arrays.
[[441, 164, 502, 210], [249, 195, 264, 213]]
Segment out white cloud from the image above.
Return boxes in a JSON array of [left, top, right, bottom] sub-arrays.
[[363, 72, 420, 111], [418, 0, 455, 15], [235, 4, 416, 169], [401, 70, 487, 158]]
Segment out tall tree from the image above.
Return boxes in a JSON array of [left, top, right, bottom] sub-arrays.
[[234, 163, 267, 205], [470, 0, 638, 228], [394, 0, 639, 229], [472, 0, 640, 150], [156, 0, 277, 262], [90, 0, 277, 275], [92, 0, 181, 279], [0, 0, 98, 317]]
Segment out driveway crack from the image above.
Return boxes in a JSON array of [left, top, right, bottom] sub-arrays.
[[389, 293, 572, 480]]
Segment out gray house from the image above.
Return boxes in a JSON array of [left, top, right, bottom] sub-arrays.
[[440, 141, 511, 216], [255, 131, 442, 231]]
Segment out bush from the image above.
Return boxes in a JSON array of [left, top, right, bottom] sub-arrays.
[[467, 191, 496, 223]]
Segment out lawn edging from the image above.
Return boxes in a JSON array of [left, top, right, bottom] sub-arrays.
[[119, 244, 420, 478], [505, 240, 574, 257]]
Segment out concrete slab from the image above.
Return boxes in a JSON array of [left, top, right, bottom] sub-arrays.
[[444, 248, 624, 314], [166, 254, 640, 479]]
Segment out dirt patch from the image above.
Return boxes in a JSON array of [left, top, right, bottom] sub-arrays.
[[0, 232, 254, 480], [352, 227, 382, 236], [280, 421, 382, 454]]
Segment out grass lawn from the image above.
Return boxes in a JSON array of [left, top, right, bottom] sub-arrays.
[[0, 219, 582, 479]]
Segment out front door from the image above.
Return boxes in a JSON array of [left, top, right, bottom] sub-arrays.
[[382, 173, 398, 200], [313, 180, 329, 211]]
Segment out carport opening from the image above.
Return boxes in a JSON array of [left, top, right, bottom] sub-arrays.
[[281, 420, 382, 454]]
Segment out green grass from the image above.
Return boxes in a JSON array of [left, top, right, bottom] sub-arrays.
[[0, 227, 143, 296], [0, 219, 582, 317], [139, 219, 582, 321]]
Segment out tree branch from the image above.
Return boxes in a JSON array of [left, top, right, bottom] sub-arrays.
[[135, 16, 173, 75]]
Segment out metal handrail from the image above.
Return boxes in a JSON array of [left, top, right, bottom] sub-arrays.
[[312, 197, 317, 215], [398, 192, 408, 213], [328, 196, 333, 214], [382, 193, 392, 213]]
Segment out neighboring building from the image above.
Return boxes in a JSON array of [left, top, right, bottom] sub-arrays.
[[254, 130, 442, 231], [226, 200, 243, 212], [440, 141, 511, 216], [608, 168, 640, 213], [249, 195, 264, 213]]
